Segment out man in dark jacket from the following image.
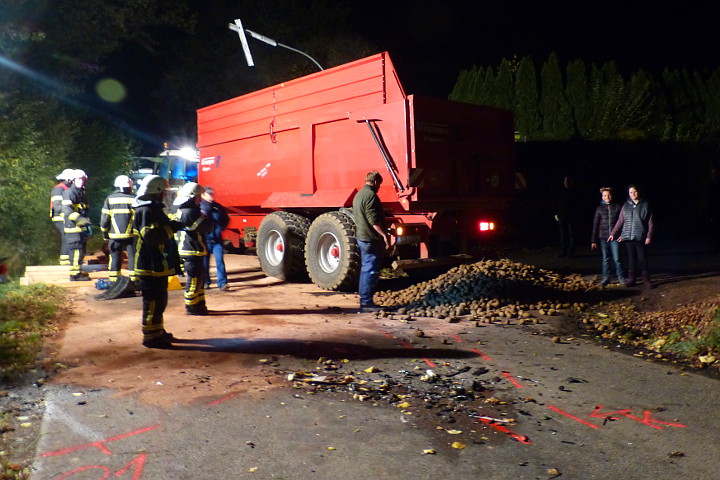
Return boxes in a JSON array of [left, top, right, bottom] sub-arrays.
[[173, 182, 211, 315], [51, 169, 75, 266], [352, 171, 389, 312], [590, 187, 625, 287], [62, 170, 91, 281], [201, 186, 230, 290], [133, 175, 183, 348], [100, 175, 136, 283], [553, 175, 581, 258]]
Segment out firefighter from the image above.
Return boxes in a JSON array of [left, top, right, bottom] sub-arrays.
[[173, 182, 211, 315], [133, 175, 183, 348], [62, 169, 91, 281], [51, 169, 75, 265], [100, 175, 136, 283]]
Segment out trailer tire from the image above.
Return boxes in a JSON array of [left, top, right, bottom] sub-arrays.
[[305, 212, 360, 291], [257, 212, 310, 281]]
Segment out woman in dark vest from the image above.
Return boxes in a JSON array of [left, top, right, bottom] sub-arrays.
[[609, 185, 654, 289]]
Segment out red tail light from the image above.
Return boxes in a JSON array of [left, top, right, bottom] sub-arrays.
[[478, 221, 495, 232]]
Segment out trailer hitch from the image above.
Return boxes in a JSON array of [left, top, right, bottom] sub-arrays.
[[363, 119, 405, 193]]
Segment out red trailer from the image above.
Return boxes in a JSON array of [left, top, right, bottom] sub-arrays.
[[197, 52, 516, 290]]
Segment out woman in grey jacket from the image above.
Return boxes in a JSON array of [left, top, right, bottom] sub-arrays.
[[609, 185, 654, 288]]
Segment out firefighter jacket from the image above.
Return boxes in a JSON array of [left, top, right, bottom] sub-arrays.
[[175, 201, 210, 257], [62, 185, 90, 235], [132, 199, 181, 277], [100, 191, 135, 240], [50, 181, 70, 221]]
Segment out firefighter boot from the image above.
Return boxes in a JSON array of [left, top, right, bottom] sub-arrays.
[[70, 272, 91, 281], [623, 273, 636, 287]]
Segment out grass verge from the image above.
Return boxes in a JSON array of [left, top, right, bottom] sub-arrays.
[[1, 282, 69, 479], [0, 283, 66, 380], [583, 300, 720, 369]]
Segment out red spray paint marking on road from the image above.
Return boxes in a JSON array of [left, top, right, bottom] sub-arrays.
[[382, 330, 436, 367], [500, 371, 524, 388], [478, 417, 531, 444], [547, 405, 601, 429], [42, 425, 161, 457], [469, 348, 492, 361], [452, 335, 493, 360], [589, 405, 687, 430], [55, 453, 147, 480], [209, 393, 238, 405]]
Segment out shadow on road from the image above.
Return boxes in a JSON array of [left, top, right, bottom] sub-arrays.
[[166, 337, 479, 360]]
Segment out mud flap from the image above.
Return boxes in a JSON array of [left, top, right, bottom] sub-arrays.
[[95, 275, 136, 300]]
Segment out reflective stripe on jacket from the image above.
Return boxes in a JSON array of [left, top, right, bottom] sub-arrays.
[[62, 185, 90, 234], [175, 203, 210, 257], [100, 192, 135, 239], [50, 182, 69, 221], [133, 200, 178, 277]]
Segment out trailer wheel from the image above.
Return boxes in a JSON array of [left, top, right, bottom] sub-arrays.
[[305, 211, 360, 291], [257, 212, 310, 281]]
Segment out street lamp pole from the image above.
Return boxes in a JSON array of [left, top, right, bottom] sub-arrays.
[[228, 19, 324, 71]]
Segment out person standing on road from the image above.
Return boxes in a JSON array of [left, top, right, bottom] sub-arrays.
[[62, 169, 92, 281], [352, 171, 390, 312], [553, 175, 581, 258], [707, 167, 720, 251], [200, 186, 230, 291], [133, 175, 183, 349], [100, 175, 136, 284], [174, 182, 211, 315], [609, 184, 654, 289], [50, 168, 75, 266], [591, 187, 625, 287]]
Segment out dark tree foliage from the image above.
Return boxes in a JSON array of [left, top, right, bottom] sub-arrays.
[[0, 0, 192, 267], [450, 52, 720, 143], [154, 0, 375, 140]]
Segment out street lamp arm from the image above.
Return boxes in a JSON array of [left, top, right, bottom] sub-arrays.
[[275, 42, 324, 71], [236, 24, 324, 71]]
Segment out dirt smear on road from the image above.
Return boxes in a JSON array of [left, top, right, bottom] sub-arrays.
[[49, 256, 378, 407]]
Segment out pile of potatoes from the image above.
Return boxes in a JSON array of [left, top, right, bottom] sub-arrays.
[[374, 259, 594, 323]]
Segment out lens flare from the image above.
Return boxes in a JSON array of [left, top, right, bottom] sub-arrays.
[[96, 78, 126, 103]]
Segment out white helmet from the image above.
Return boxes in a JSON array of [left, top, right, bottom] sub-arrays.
[[114, 175, 133, 189], [173, 182, 205, 206], [136, 175, 169, 200], [56, 168, 76, 181], [72, 169, 87, 180]]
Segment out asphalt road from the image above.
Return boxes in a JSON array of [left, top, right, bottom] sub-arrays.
[[32, 311, 720, 479], [27, 239, 720, 479]]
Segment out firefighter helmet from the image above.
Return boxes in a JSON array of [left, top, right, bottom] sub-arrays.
[[114, 175, 133, 189], [173, 182, 205, 206], [72, 169, 87, 180], [136, 175, 169, 200], [56, 168, 76, 181]]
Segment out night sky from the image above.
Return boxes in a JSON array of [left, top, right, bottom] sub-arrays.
[[92, 1, 720, 150]]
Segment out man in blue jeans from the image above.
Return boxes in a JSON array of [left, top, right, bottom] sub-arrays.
[[201, 187, 230, 290], [352, 171, 390, 312], [591, 187, 625, 286]]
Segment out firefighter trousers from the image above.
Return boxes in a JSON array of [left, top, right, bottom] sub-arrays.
[[54, 220, 70, 265], [108, 238, 136, 282], [182, 256, 206, 312], [138, 276, 168, 341], [66, 233, 88, 276]]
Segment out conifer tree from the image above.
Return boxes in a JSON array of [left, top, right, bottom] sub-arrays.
[[513, 57, 541, 140], [540, 52, 573, 140]]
